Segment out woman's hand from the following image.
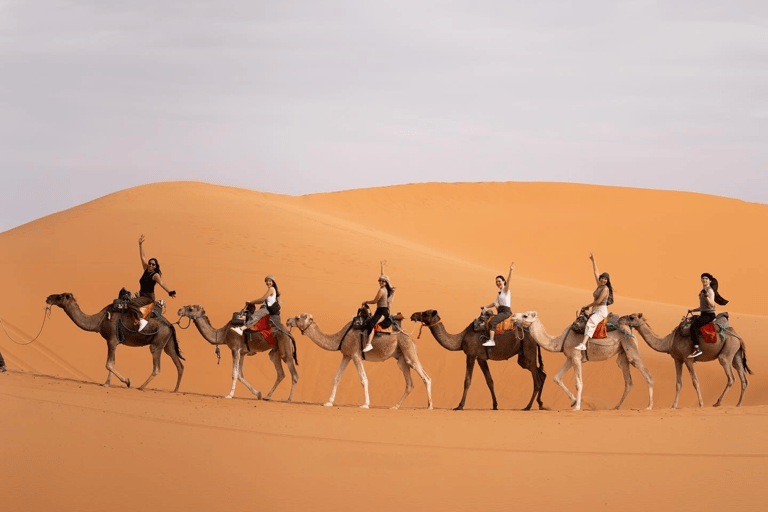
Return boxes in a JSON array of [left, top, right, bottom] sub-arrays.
[[139, 234, 145, 245]]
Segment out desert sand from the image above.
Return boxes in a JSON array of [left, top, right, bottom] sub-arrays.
[[1, 181, 766, 511]]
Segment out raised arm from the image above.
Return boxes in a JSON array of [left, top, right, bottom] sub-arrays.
[[138, 234, 149, 269], [503, 263, 515, 293], [589, 253, 600, 286]]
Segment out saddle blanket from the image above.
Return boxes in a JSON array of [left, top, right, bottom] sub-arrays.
[[700, 322, 718, 344], [592, 319, 608, 340], [247, 315, 276, 345], [374, 323, 394, 334], [485, 316, 516, 335]]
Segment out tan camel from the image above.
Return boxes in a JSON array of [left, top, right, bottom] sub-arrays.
[[46, 292, 185, 391], [625, 313, 752, 408], [410, 309, 546, 410], [177, 305, 298, 400], [286, 313, 432, 409], [512, 311, 653, 410]]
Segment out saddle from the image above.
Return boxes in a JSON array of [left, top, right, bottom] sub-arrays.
[[233, 304, 280, 345], [678, 313, 731, 343], [570, 311, 621, 339], [352, 305, 402, 335], [112, 287, 156, 323], [472, 310, 517, 335]]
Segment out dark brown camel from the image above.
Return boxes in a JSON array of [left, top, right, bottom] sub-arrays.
[[46, 292, 185, 391], [410, 309, 546, 410]]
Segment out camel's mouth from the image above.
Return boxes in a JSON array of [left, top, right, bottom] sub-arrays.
[[409, 312, 422, 322]]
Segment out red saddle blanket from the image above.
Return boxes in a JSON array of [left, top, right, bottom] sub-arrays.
[[246, 316, 276, 345], [700, 322, 718, 344], [592, 319, 608, 340], [374, 323, 393, 334], [485, 316, 517, 335]]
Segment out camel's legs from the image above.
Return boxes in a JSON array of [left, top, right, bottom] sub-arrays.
[[138, 340, 164, 391], [476, 359, 498, 411], [613, 352, 633, 410], [454, 355, 477, 411], [103, 343, 131, 388], [733, 352, 749, 407], [405, 355, 432, 410], [351, 356, 371, 408], [264, 348, 286, 400], [391, 356, 415, 410], [671, 358, 684, 409], [225, 349, 242, 399], [684, 359, 704, 407], [572, 357, 584, 411], [233, 351, 261, 399], [517, 351, 546, 411], [713, 353, 737, 407], [325, 356, 351, 407], [623, 345, 654, 410], [552, 358, 576, 407], [280, 341, 299, 402], [162, 337, 185, 393]]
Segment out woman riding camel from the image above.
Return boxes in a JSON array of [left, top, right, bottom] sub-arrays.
[[232, 275, 281, 335], [361, 261, 395, 353], [481, 263, 515, 347], [687, 272, 728, 358], [574, 253, 613, 351], [136, 235, 176, 331]]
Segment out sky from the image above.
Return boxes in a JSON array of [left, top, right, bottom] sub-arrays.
[[1, 0, 767, 232]]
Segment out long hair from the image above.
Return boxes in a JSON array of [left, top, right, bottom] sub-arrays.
[[599, 272, 614, 306], [701, 273, 728, 306], [148, 258, 162, 276]]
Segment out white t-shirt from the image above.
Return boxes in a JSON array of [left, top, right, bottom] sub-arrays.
[[495, 289, 511, 308]]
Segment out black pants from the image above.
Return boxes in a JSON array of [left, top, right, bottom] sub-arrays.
[[366, 307, 390, 334], [690, 312, 716, 346]]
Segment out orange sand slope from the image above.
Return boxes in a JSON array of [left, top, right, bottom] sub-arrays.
[[1, 181, 766, 512]]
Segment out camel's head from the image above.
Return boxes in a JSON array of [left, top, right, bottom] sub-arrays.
[[624, 313, 645, 329], [410, 309, 440, 324], [286, 313, 313, 332], [511, 311, 538, 328], [46, 293, 75, 307], [177, 305, 204, 318]]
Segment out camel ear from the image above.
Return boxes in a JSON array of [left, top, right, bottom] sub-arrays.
[[638, 313, 643, 318]]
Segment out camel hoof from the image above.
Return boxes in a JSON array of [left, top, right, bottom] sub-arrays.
[[323, 402, 334, 407], [101, 383, 109, 387], [256, 392, 263, 400], [572, 406, 581, 411], [427, 406, 433, 410], [126, 379, 131, 388], [223, 395, 233, 399], [360, 404, 369, 409], [453, 405, 464, 411], [389, 406, 399, 410], [713, 402, 721, 408]]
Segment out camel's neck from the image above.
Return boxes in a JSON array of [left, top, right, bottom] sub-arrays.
[[305, 322, 348, 351], [60, 301, 108, 332], [527, 320, 568, 352], [427, 321, 465, 351], [192, 316, 228, 345], [635, 322, 673, 353]]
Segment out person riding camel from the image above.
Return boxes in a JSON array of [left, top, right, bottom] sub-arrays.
[[231, 275, 281, 335], [361, 261, 395, 353], [574, 253, 613, 351], [136, 235, 176, 331], [687, 272, 728, 358], [481, 263, 515, 347]]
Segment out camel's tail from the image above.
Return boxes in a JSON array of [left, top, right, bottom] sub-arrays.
[[740, 340, 753, 375]]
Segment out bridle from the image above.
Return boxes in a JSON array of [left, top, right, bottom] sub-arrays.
[[416, 316, 442, 339]]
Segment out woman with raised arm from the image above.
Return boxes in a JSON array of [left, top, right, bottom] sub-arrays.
[[481, 263, 515, 347], [232, 275, 281, 335], [136, 235, 176, 331], [574, 253, 613, 351], [687, 272, 728, 358], [361, 261, 396, 353]]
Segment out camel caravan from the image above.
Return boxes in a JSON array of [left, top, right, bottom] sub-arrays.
[[39, 243, 753, 411]]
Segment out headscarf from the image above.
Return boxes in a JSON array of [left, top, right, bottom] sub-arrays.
[[599, 272, 614, 306], [701, 273, 728, 306]]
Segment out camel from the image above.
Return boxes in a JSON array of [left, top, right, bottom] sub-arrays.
[[177, 305, 298, 400], [625, 313, 752, 408], [286, 313, 432, 409], [512, 311, 653, 411], [410, 309, 546, 410], [46, 292, 185, 391]]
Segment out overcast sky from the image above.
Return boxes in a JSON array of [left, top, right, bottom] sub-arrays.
[[1, 0, 766, 232]]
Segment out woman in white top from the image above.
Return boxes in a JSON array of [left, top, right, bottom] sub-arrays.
[[232, 275, 280, 335], [481, 263, 515, 347], [575, 253, 613, 351]]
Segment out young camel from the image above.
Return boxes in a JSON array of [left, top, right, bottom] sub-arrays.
[[46, 292, 184, 391], [625, 313, 752, 408], [512, 311, 653, 411], [286, 313, 432, 409], [177, 305, 298, 400], [410, 309, 545, 410]]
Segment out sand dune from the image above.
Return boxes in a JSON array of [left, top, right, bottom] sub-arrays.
[[1, 181, 766, 511]]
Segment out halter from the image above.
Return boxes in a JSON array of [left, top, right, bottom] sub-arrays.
[[416, 318, 442, 339], [295, 316, 314, 336]]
